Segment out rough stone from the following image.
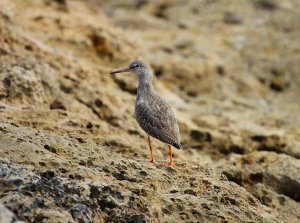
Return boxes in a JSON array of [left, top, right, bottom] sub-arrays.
[[0, 0, 299, 222]]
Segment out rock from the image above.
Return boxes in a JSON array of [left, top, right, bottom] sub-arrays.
[[254, 0, 279, 10], [71, 204, 92, 223], [190, 130, 212, 142], [34, 209, 74, 223], [0, 203, 25, 223], [0, 0, 299, 222], [223, 11, 243, 25], [215, 152, 300, 222], [89, 184, 125, 210], [128, 214, 147, 223], [1, 65, 47, 104], [50, 99, 67, 110]]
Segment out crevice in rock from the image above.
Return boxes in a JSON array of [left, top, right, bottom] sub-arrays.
[[76, 98, 102, 119], [112, 78, 137, 95], [256, 145, 283, 154], [271, 176, 300, 202], [249, 172, 263, 183], [222, 171, 243, 186], [43, 144, 57, 154]]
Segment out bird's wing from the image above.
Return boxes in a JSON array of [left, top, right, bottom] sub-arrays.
[[135, 95, 180, 148]]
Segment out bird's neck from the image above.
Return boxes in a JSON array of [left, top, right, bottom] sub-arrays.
[[138, 70, 153, 84], [137, 71, 154, 92], [137, 81, 155, 95], [137, 76, 157, 103]]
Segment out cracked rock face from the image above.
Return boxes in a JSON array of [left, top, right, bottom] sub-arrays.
[[0, 0, 299, 222]]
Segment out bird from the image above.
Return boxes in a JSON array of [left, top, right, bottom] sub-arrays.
[[110, 60, 181, 167]]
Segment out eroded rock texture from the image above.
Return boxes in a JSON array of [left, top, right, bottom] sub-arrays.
[[0, 0, 299, 222]]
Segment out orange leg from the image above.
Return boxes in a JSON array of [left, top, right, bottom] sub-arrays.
[[167, 145, 176, 167], [148, 135, 156, 163]]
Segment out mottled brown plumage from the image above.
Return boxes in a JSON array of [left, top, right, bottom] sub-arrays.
[[110, 61, 181, 166]]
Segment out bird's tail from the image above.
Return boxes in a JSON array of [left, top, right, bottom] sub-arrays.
[[172, 142, 181, 150]]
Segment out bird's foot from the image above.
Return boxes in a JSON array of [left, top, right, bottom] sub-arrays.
[[165, 162, 176, 168], [149, 159, 156, 164]]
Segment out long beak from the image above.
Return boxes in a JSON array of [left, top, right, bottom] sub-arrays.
[[110, 68, 130, 74]]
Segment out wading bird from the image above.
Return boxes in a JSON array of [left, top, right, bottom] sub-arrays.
[[110, 61, 181, 167]]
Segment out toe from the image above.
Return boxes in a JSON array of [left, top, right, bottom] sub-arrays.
[[165, 162, 176, 168]]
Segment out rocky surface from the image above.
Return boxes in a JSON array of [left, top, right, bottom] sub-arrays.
[[0, 202, 25, 223], [0, 0, 299, 222]]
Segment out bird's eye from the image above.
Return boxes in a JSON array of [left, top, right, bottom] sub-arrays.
[[130, 64, 141, 69]]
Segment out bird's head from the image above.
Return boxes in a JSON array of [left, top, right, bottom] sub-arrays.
[[110, 61, 153, 83]]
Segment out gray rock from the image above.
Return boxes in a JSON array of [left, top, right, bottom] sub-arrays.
[[0, 203, 25, 223], [71, 204, 92, 223]]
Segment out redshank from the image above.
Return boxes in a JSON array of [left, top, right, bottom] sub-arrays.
[[110, 61, 181, 167]]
